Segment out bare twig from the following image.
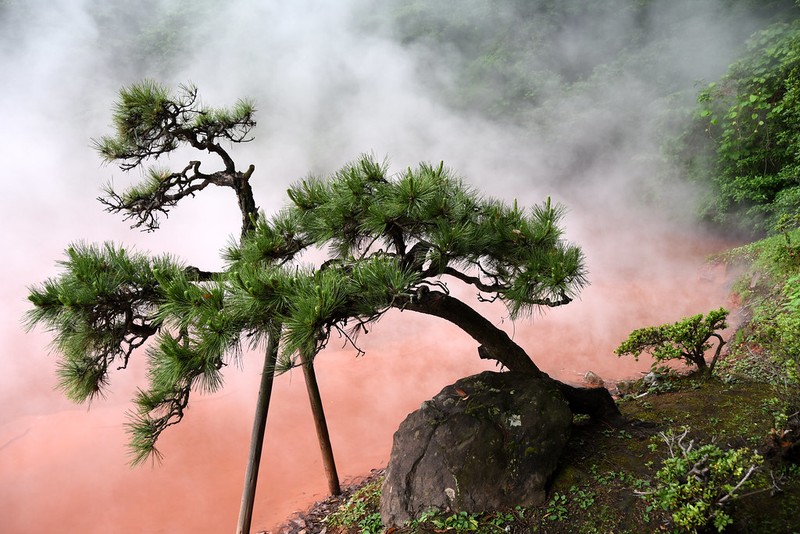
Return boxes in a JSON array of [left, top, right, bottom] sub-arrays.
[[717, 464, 758, 504]]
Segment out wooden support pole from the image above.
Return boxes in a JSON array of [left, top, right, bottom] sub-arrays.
[[299, 351, 341, 496], [236, 323, 280, 534]]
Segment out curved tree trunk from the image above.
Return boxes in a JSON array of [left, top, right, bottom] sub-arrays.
[[400, 289, 543, 377], [399, 289, 624, 424], [708, 333, 726, 375]]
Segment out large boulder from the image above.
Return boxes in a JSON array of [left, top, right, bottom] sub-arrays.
[[380, 371, 572, 527]]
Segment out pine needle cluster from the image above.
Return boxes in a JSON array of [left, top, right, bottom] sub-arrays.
[[26, 243, 177, 402], [93, 80, 258, 232], [278, 154, 587, 317], [26, 243, 245, 464], [94, 80, 255, 168]]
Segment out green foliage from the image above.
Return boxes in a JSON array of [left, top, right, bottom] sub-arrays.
[[223, 154, 588, 371], [686, 18, 800, 235], [718, 230, 800, 386], [719, 232, 800, 442], [92, 80, 258, 232], [25, 243, 180, 402], [405, 506, 526, 533], [750, 274, 800, 363], [29, 72, 588, 465], [94, 79, 255, 168], [323, 477, 384, 534], [569, 484, 596, 509], [412, 509, 482, 532], [545, 492, 569, 521], [282, 155, 587, 316], [83, 0, 221, 79], [644, 428, 763, 532], [25, 242, 248, 464], [25, 80, 268, 464], [717, 227, 800, 279], [615, 308, 729, 374], [776, 212, 800, 261], [373, 0, 797, 122], [29, 149, 584, 463], [227, 252, 421, 372]]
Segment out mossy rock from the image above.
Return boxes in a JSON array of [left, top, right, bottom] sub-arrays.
[[380, 371, 572, 527]]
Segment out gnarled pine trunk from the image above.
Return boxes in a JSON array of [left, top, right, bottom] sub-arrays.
[[399, 289, 624, 425]]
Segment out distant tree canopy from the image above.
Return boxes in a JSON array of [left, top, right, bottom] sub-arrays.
[[684, 18, 800, 236], [367, 0, 798, 120]]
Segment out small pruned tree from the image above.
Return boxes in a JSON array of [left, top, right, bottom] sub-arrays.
[[615, 308, 729, 376]]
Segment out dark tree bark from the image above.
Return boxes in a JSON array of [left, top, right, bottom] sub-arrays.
[[234, 164, 257, 238], [398, 289, 624, 424], [399, 289, 543, 378]]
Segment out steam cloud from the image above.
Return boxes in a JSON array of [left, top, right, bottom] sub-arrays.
[[0, 1, 766, 531]]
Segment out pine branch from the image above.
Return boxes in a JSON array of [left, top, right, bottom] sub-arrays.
[[98, 161, 256, 232], [95, 81, 259, 235], [127, 384, 191, 466], [442, 266, 507, 293]]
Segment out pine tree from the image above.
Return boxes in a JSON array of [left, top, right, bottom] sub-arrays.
[[27, 80, 624, 534]]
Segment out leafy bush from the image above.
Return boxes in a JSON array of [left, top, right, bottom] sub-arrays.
[[644, 428, 763, 532], [615, 309, 729, 375]]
